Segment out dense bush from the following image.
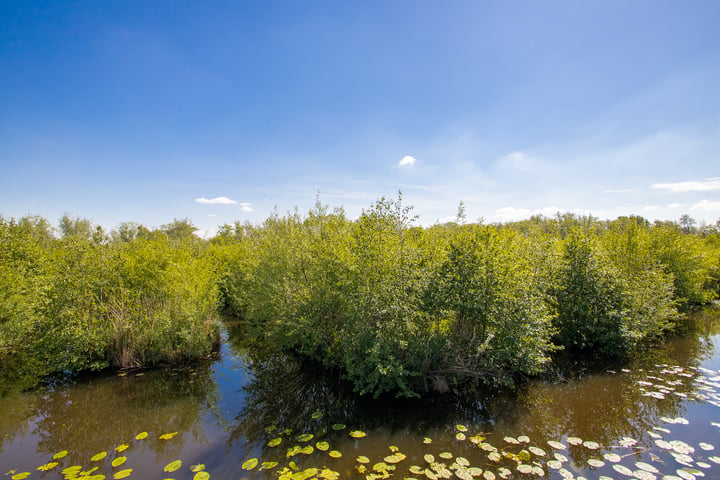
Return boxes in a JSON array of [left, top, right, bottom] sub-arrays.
[[0, 216, 220, 395], [1, 205, 718, 398]]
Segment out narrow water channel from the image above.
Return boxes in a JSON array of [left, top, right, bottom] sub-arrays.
[[2, 309, 720, 480]]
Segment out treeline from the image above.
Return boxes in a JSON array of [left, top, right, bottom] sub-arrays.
[[217, 197, 720, 397], [1, 201, 719, 397], [0, 215, 220, 395]]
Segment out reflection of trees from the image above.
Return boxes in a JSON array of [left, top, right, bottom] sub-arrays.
[[0, 392, 38, 453], [225, 310, 719, 473], [29, 360, 219, 467]]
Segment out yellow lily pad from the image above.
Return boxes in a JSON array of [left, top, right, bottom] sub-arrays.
[[159, 432, 178, 440], [53, 450, 69, 460], [349, 430, 366, 438], [135, 432, 148, 440], [242, 458, 258, 470], [164, 460, 182, 472], [316, 441, 330, 451], [113, 469, 133, 479], [268, 437, 282, 447], [91, 452, 108, 462], [112, 457, 127, 468], [328, 450, 342, 458], [193, 473, 210, 480]]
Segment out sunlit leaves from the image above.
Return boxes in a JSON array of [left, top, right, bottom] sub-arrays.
[[193, 472, 210, 480], [134, 432, 148, 440], [242, 458, 258, 470], [112, 457, 127, 468], [268, 437, 282, 447], [159, 432, 177, 440], [113, 469, 133, 479], [37, 462, 59, 471], [91, 452, 108, 462], [349, 430, 366, 438], [53, 450, 69, 460]]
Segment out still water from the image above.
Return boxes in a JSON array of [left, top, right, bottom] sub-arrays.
[[2, 310, 720, 480]]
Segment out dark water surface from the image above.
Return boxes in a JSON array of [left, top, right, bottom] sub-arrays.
[[2, 310, 720, 480]]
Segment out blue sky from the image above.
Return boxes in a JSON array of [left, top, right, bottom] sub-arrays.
[[1, 1, 719, 235]]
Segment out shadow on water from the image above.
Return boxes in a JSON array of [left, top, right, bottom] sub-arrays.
[[1, 308, 719, 479]]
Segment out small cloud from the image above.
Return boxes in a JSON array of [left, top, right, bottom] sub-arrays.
[[495, 151, 533, 171], [494, 205, 561, 222], [195, 196, 238, 205], [399, 155, 416, 166], [208, 214, 217, 217], [651, 178, 720, 193], [668, 203, 684, 208], [240, 202, 254, 212], [690, 199, 720, 211]]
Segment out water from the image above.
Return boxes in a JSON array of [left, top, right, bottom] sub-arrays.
[[2, 310, 720, 480]]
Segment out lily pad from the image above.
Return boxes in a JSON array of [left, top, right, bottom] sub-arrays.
[[311, 411, 323, 419], [699, 442, 715, 451], [503, 436, 519, 444], [384, 453, 406, 464], [547, 440, 566, 450], [190, 464, 206, 472], [516, 464, 532, 474], [357, 456, 370, 464], [112, 457, 128, 468], [159, 432, 178, 440], [456, 433, 466, 441], [242, 458, 259, 470], [423, 437, 432, 444], [482, 472, 495, 480], [114, 444, 129, 453], [260, 461, 279, 471], [163, 460, 182, 472], [135, 432, 148, 440], [604, 452, 621, 462], [300, 446, 314, 455], [439, 452, 453, 459], [587, 458, 605, 468], [349, 430, 366, 438], [268, 437, 282, 447], [37, 462, 59, 471], [331, 424, 346, 430], [517, 435, 530, 444], [113, 469, 133, 479], [528, 446, 546, 456], [424, 454, 435, 464], [91, 452, 108, 462], [456, 424, 468, 432], [316, 441, 330, 451], [328, 450, 342, 458], [636, 461, 659, 473], [566, 436, 582, 445], [11, 473, 30, 480], [612, 464, 633, 476], [297, 433, 314, 442], [53, 450, 69, 460], [193, 473, 210, 480]]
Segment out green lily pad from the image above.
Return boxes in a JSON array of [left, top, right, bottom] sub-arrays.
[[135, 432, 148, 440], [482, 471, 495, 480], [311, 411, 323, 419], [503, 436, 519, 444], [112, 457, 127, 468], [164, 460, 182, 473], [517, 435, 530, 443], [612, 464, 633, 476], [456, 433, 466, 441], [190, 464, 206, 472], [268, 437, 282, 447], [328, 450, 342, 458], [113, 469, 133, 479], [423, 437, 432, 444], [349, 430, 366, 438], [292, 468, 318, 480], [331, 424, 346, 430], [316, 441, 330, 451], [384, 453, 406, 464], [300, 446, 314, 455], [193, 473, 210, 480], [468, 467, 483, 477], [260, 461, 279, 471], [242, 458, 258, 470], [439, 452, 453, 459], [424, 454, 435, 463], [456, 424, 468, 432], [297, 433, 314, 442], [636, 461, 659, 473], [357, 456, 370, 464]]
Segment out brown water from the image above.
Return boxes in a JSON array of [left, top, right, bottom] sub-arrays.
[[2, 310, 720, 480]]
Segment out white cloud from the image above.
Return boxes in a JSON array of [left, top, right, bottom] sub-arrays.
[[399, 155, 416, 166], [494, 151, 534, 172], [668, 203, 685, 208], [690, 199, 720, 211], [494, 205, 562, 222], [651, 178, 720, 193], [240, 202, 254, 212], [195, 196, 238, 205]]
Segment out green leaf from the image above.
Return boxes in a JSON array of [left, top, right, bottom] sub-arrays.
[[164, 460, 182, 473]]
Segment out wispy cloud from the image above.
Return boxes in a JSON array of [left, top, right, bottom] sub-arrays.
[[195, 196, 238, 205], [399, 155, 416, 166], [651, 178, 720, 193], [240, 202, 254, 212], [690, 199, 720, 211]]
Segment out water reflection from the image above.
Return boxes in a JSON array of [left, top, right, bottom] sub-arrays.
[[1, 309, 719, 480]]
